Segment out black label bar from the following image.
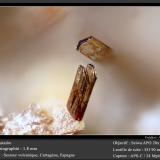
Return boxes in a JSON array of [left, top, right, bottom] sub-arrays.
[[0, 136, 160, 159]]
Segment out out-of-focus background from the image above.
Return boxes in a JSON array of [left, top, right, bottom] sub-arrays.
[[1, 7, 160, 134]]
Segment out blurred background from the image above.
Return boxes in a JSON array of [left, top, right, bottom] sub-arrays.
[[0, 7, 160, 134]]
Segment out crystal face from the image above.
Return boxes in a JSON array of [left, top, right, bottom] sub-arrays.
[[77, 36, 111, 61], [67, 64, 97, 121]]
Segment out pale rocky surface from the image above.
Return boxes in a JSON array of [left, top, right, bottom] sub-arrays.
[[2, 103, 84, 135]]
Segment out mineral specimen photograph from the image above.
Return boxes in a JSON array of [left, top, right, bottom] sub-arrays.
[[0, 7, 160, 135]]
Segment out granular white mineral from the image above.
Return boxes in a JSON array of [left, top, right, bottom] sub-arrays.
[[2, 103, 84, 135]]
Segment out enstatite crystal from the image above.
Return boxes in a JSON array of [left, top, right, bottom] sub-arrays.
[[67, 64, 97, 121], [2, 103, 84, 135], [77, 36, 111, 61]]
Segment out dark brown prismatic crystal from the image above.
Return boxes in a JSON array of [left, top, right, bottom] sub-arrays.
[[77, 36, 111, 61], [67, 64, 97, 121]]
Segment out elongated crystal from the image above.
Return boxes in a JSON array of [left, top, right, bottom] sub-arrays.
[[67, 64, 97, 121]]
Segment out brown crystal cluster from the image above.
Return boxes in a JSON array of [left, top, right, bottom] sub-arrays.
[[67, 64, 97, 121]]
